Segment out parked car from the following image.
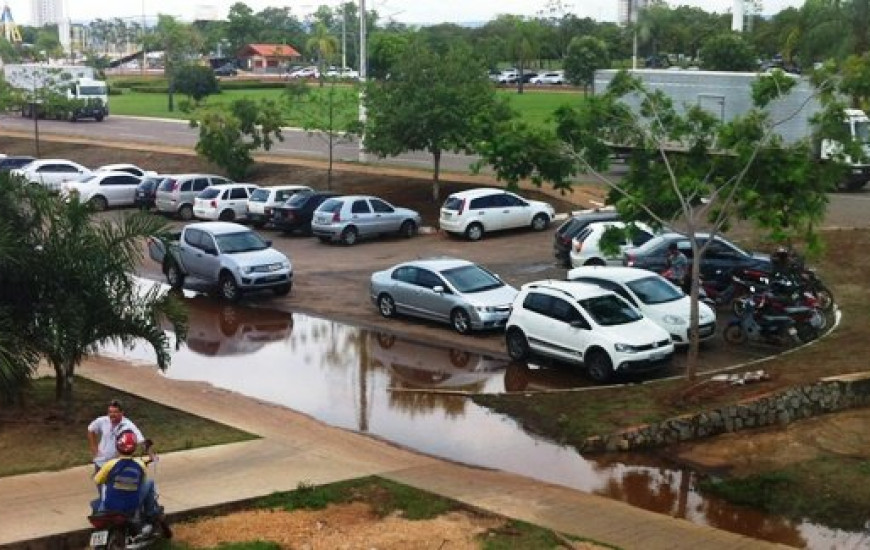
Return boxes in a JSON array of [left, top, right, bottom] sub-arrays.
[[567, 266, 717, 345], [370, 258, 518, 334], [569, 221, 656, 268], [553, 208, 621, 267], [0, 155, 36, 172], [246, 185, 313, 228], [519, 72, 539, 83], [497, 71, 518, 84], [193, 183, 260, 222], [311, 195, 421, 245], [147, 221, 292, 302], [60, 171, 142, 210], [155, 173, 232, 220], [10, 159, 91, 191], [94, 163, 156, 178], [531, 71, 564, 85], [134, 175, 166, 210], [623, 232, 772, 285], [271, 191, 339, 234], [504, 280, 675, 382], [286, 66, 319, 79], [439, 188, 555, 241], [214, 63, 238, 77], [325, 66, 359, 79]]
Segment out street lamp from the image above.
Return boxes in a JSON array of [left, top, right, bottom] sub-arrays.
[[358, 0, 367, 163]]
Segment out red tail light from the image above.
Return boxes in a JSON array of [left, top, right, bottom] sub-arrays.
[[332, 210, 341, 222], [625, 253, 635, 266], [88, 513, 128, 529], [210, 200, 217, 208], [559, 235, 571, 245]]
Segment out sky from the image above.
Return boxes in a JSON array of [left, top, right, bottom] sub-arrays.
[[5, 0, 806, 26]]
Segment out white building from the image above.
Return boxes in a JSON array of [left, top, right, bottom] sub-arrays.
[[617, 0, 648, 26], [31, 0, 63, 26]]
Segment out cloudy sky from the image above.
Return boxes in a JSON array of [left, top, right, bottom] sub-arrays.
[[5, 0, 805, 26]]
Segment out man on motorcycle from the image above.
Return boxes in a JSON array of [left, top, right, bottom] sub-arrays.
[[92, 430, 171, 538]]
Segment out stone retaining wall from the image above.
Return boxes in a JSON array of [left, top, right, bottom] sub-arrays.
[[580, 372, 870, 453]]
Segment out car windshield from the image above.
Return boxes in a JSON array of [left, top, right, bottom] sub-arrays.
[[440, 264, 503, 293], [79, 85, 107, 96], [442, 197, 463, 211], [286, 191, 313, 206], [578, 294, 642, 326], [249, 189, 270, 202], [626, 276, 684, 305], [215, 231, 268, 253]]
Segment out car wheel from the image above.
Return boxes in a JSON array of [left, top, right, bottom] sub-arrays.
[[90, 196, 108, 211], [585, 349, 613, 383], [531, 213, 549, 231], [178, 204, 194, 221], [465, 223, 484, 241], [165, 262, 185, 290], [273, 283, 291, 296], [450, 308, 472, 335], [399, 220, 417, 239], [506, 329, 530, 361], [219, 209, 235, 221], [341, 226, 358, 246], [377, 293, 396, 318], [218, 272, 242, 302]]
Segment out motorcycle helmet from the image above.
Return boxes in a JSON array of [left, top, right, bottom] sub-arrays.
[[115, 430, 138, 456]]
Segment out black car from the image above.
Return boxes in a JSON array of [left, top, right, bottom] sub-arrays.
[[272, 191, 339, 234], [553, 208, 621, 267], [623, 232, 772, 284], [214, 63, 238, 77], [134, 175, 166, 210], [520, 72, 539, 83], [0, 155, 36, 172]]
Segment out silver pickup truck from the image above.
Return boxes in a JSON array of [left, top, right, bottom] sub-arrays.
[[148, 221, 292, 302]]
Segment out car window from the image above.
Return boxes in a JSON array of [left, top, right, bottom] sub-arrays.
[[488, 195, 511, 208], [469, 195, 495, 209], [211, 177, 232, 186], [440, 264, 502, 293], [197, 187, 220, 200], [180, 180, 192, 192], [229, 187, 248, 200], [351, 200, 371, 214], [706, 239, 745, 259], [502, 194, 527, 207], [249, 189, 270, 202], [443, 196, 463, 211], [119, 175, 140, 186], [101, 176, 121, 186], [199, 232, 218, 253], [318, 198, 342, 213], [632, 228, 654, 246], [392, 266, 417, 284], [193, 178, 210, 192], [275, 189, 295, 202], [184, 228, 203, 248], [578, 294, 642, 326], [286, 191, 313, 206], [575, 278, 638, 307], [522, 292, 552, 316], [158, 178, 176, 191], [550, 297, 585, 325], [626, 276, 683, 304], [370, 198, 394, 213], [416, 269, 444, 290]]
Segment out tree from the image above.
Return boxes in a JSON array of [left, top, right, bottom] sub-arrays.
[[306, 22, 339, 87], [564, 36, 610, 92], [0, 172, 188, 401], [505, 16, 542, 94], [34, 29, 62, 60], [190, 98, 286, 181], [364, 40, 509, 202], [148, 15, 203, 113], [225, 2, 264, 55], [0, 37, 22, 63], [368, 31, 410, 80], [700, 33, 757, 71], [174, 63, 219, 104]]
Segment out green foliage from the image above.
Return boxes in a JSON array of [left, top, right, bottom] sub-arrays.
[[0, 37, 21, 63], [368, 32, 411, 80], [474, 120, 575, 189], [190, 98, 286, 180], [173, 63, 220, 102], [700, 33, 757, 71], [564, 36, 610, 89], [840, 53, 870, 106]]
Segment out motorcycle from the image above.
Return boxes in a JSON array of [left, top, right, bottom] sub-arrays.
[[88, 445, 170, 550], [723, 295, 811, 346], [736, 279, 828, 334]]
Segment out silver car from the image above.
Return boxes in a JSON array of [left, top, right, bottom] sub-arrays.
[[369, 258, 518, 334], [311, 195, 421, 245]]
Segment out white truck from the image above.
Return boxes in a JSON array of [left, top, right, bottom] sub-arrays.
[[594, 69, 870, 191], [2, 63, 109, 122]]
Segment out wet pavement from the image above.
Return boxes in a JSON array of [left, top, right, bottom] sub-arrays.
[[102, 294, 870, 549]]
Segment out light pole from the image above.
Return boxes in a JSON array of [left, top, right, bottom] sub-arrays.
[[342, 3, 347, 71], [358, 0, 367, 163]]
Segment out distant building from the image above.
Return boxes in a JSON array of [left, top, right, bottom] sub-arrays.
[[31, 0, 63, 26], [238, 43, 301, 74], [617, 0, 648, 26]]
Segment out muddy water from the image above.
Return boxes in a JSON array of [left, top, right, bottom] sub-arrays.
[[104, 296, 869, 549]]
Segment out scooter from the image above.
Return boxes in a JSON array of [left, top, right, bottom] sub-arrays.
[[723, 295, 807, 347]]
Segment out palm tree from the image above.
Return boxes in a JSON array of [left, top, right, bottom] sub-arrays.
[[306, 22, 338, 87], [0, 172, 188, 401]]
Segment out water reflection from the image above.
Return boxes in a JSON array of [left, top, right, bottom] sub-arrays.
[[101, 297, 869, 549]]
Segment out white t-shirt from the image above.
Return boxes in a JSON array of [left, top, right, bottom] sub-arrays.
[[88, 416, 145, 467]]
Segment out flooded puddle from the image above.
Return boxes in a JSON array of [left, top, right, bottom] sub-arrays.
[[103, 293, 869, 549]]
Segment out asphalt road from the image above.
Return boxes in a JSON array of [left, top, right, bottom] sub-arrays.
[[0, 114, 480, 173]]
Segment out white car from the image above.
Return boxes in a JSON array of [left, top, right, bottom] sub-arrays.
[[287, 66, 319, 79], [325, 66, 359, 79], [193, 183, 260, 222], [505, 280, 674, 382], [60, 171, 142, 210], [246, 185, 313, 227], [10, 159, 91, 192], [531, 71, 564, 85], [567, 266, 717, 345], [439, 188, 555, 241], [569, 221, 656, 267], [94, 163, 157, 178]]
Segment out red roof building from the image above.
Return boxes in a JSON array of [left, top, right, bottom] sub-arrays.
[[238, 43, 301, 73]]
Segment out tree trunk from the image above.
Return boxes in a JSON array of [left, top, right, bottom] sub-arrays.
[[686, 249, 702, 381], [432, 149, 441, 203], [53, 360, 74, 400], [517, 64, 525, 95], [327, 132, 334, 190], [167, 77, 175, 113]]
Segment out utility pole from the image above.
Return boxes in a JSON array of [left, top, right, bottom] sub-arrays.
[[342, 3, 347, 71], [141, 0, 146, 76], [358, 0, 367, 163]]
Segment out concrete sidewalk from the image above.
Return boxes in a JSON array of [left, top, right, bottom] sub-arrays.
[[0, 356, 787, 549]]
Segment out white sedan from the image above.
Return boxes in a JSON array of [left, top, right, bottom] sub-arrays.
[[10, 159, 92, 192], [567, 265, 717, 345], [94, 163, 157, 178], [60, 171, 142, 210]]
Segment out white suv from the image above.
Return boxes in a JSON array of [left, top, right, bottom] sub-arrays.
[[439, 188, 555, 241], [504, 280, 674, 382], [193, 183, 260, 221]]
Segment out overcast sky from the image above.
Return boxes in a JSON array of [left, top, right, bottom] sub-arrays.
[[5, 0, 805, 26]]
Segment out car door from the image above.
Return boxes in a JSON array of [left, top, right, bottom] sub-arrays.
[[103, 174, 140, 206], [228, 186, 251, 219], [349, 199, 375, 237], [181, 228, 209, 279], [37, 163, 77, 189], [369, 198, 398, 234], [468, 194, 498, 230], [413, 269, 453, 323], [501, 193, 531, 229], [389, 266, 419, 316], [190, 178, 211, 205], [547, 296, 593, 364], [703, 238, 745, 281]]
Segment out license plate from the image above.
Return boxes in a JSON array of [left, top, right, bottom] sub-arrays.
[[90, 530, 108, 547]]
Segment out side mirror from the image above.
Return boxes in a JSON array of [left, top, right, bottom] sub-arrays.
[[432, 285, 445, 294]]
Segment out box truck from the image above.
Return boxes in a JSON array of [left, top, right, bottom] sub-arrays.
[[2, 63, 109, 122]]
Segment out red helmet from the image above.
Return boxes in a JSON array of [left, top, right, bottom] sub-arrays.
[[115, 430, 137, 455]]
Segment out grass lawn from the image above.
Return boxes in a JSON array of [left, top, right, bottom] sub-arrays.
[[108, 86, 584, 129], [0, 376, 256, 477]]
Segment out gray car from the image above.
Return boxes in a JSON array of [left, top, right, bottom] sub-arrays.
[[369, 258, 518, 334], [154, 173, 233, 220], [311, 195, 422, 245]]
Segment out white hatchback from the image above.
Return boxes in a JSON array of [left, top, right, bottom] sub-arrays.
[[439, 188, 555, 241], [505, 280, 674, 382], [193, 183, 260, 222], [569, 221, 656, 267], [60, 171, 142, 210], [567, 266, 717, 345], [246, 185, 313, 227]]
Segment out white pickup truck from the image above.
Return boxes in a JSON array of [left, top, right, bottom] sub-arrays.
[[148, 221, 292, 302]]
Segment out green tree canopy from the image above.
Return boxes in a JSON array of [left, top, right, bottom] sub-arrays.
[[564, 36, 609, 91], [174, 63, 220, 103], [700, 33, 757, 71]]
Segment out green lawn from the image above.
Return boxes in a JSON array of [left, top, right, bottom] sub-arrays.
[[108, 86, 584, 129]]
